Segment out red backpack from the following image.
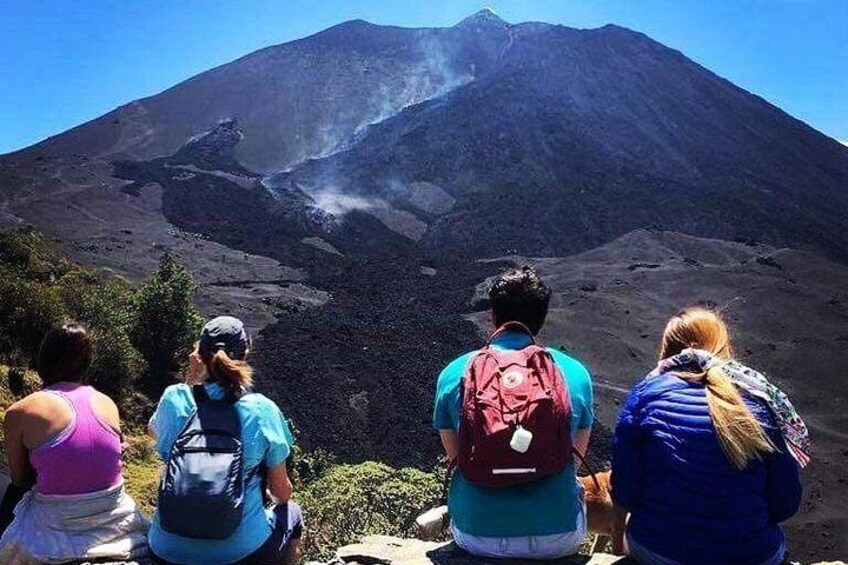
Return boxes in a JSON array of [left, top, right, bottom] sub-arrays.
[[457, 322, 573, 488]]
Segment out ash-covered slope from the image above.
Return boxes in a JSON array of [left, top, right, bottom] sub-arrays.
[[271, 21, 848, 260], [8, 11, 511, 173], [6, 10, 848, 263]]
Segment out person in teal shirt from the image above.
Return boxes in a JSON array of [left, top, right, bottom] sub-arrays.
[[148, 316, 303, 565], [433, 267, 593, 559]]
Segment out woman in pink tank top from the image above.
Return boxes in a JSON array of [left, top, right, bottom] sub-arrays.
[[0, 324, 148, 562], [28, 381, 123, 495]]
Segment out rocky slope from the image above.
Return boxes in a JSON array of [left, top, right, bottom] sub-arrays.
[[5, 11, 848, 262], [7, 11, 510, 173], [267, 17, 848, 260]]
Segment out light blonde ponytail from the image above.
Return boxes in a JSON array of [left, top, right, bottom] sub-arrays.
[[661, 307, 774, 470], [209, 349, 253, 397], [702, 365, 774, 469]]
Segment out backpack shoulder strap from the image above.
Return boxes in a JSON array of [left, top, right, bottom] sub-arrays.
[[191, 384, 211, 404], [187, 383, 242, 433]]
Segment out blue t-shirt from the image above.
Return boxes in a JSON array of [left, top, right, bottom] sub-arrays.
[[148, 382, 294, 565], [433, 331, 594, 537]]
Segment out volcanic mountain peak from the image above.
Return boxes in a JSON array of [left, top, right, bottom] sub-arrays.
[[455, 8, 508, 28], [5, 11, 848, 264]]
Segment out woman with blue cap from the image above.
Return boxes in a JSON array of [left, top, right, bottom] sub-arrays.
[[147, 316, 302, 564]]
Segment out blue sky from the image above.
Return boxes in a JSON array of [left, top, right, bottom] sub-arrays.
[[1, 0, 846, 153]]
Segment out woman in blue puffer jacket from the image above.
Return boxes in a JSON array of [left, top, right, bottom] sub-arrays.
[[612, 307, 807, 565]]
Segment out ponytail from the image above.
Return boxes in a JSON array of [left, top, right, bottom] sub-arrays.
[[701, 366, 775, 469], [661, 307, 775, 470], [208, 349, 253, 397]]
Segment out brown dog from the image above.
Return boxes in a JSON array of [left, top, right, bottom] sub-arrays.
[[580, 470, 627, 555]]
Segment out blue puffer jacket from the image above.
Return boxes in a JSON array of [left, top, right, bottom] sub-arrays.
[[612, 372, 802, 565]]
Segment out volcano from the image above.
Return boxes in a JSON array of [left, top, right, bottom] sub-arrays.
[[1, 10, 846, 560]]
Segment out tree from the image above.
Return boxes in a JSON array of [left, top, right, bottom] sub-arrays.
[[129, 253, 202, 394]]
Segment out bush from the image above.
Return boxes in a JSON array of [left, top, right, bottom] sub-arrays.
[[59, 270, 147, 401], [121, 434, 163, 516], [298, 462, 441, 559], [0, 230, 205, 423], [0, 227, 71, 282], [0, 270, 67, 365], [129, 254, 203, 395]]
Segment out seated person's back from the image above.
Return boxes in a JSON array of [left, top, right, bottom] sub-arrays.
[[613, 308, 804, 565], [148, 316, 301, 565], [0, 324, 148, 563], [433, 267, 594, 560], [27, 381, 122, 495]]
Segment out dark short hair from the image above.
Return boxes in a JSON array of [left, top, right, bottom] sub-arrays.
[[37, 323, 93, 385], [488, 266, 552, 335]]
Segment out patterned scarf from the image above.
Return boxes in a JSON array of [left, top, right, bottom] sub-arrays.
[[649, 348, 811, 468]]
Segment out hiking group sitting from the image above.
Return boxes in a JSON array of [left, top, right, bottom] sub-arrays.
[[433, 268, 805, 565], [0, 266, 808, 565]]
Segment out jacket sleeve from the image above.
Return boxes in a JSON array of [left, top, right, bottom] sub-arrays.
[[764, 426, 803, 523], [611, 380, 647, 511]]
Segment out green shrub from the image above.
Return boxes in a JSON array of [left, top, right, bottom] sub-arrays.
[[298, 462, 440, 559], [58, 270, 147, 402], [129, 253, 202, 395], [0, 227, 71, 281], [121, 434, 163, 516], [0, 230, 205, 424], [0, 270, 67, 365]]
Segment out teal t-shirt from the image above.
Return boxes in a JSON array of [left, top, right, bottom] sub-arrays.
[[433, 331, 594, 537], [148, 382, 294, 565]]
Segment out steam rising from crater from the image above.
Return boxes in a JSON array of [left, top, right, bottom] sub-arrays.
[[295, 39, 474, 166], [310, 188, 379, 216]]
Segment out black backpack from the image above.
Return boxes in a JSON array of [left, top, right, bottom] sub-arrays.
[[158, 385, 245, 539]]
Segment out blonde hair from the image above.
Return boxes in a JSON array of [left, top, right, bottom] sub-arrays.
[[660, 307, 774, 469], [207, 349, 253, 397]]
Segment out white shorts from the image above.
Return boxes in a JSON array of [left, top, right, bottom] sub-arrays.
[[450, 496, 587, 560]]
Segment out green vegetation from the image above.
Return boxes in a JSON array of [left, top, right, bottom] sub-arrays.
[[0, 227, 203, 415], [129, 253, 203, 394], [297, 462, 442, 559], [121, 434, 163, 516], [0, 226, 198, 513]]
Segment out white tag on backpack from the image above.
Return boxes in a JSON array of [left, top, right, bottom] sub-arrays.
[[510, 425, 533, 453]]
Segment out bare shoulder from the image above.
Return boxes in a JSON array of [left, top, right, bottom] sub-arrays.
[[6, 390, 58, 414], [4, 391, 68, 432], [90, 388, 121, 430], [91, 389, 120, 415], [3, 397, 26, 426], [91, 388, 119, 409]]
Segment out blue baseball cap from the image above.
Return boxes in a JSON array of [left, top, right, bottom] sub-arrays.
[[198, 316, 250, 360]]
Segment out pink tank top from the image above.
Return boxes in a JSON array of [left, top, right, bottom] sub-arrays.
[[29, 383, 123, 495]]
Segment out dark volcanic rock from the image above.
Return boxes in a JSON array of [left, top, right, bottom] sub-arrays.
[[169, 118, 253, 174], [254, 255, 509, 466]]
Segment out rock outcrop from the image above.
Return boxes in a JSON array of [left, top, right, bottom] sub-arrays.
[[313, 536, 625, 565], [309, 536, 848, 565]]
